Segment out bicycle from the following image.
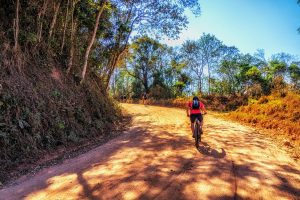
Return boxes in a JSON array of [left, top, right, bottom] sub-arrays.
[[194, 118, 202, 148], [194, 114, 206, 148]]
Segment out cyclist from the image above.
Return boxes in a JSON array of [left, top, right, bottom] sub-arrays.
[[187, 96, 207, 137]]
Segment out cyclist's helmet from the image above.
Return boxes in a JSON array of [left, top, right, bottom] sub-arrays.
[[193, 96, 199, 101]]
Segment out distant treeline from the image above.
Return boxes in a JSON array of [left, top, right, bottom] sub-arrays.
[[111, 34, 300, 99]]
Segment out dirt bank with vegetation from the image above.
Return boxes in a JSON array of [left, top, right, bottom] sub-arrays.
[[228, 92, 300, 159], [0, 63, 122, 184]]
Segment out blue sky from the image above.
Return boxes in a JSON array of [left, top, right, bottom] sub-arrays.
[[164, 0, 300, 59]]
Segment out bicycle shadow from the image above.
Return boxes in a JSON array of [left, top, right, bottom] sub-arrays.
[[197, 142, 226, 159]]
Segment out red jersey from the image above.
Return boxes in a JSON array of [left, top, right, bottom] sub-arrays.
[[188, 101, 205, 114]]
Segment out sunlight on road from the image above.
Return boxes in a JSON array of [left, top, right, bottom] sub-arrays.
[[2, 104, 299, 200], [21, 104, 233, 199], [25, 174, 82, 200]]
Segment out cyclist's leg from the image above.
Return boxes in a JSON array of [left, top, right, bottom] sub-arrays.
[[197, 114, 203, 134], [199, 114, 203, 127], [190, 115, 196, 137], [191, 122, 194, 136]]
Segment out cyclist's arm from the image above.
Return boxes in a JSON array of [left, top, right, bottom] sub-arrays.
[[186, 103, 190, 116], [201, 103, 207, 114]]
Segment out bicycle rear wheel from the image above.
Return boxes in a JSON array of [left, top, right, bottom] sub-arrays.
[[198, 125, 202, 143], [195, 122, 199, 148]]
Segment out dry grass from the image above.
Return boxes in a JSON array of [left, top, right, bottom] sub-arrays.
[[228, 92, 300, 159]]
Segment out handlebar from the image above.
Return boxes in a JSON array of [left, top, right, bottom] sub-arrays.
[[187, 112, 207, 117]]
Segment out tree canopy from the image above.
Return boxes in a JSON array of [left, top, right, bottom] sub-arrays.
[[112, 33, 300, 99]]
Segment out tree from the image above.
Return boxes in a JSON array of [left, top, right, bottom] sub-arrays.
[[271, 53, 294, 65], [126, 36, 164, 94], [289, 63, 300, 89], [60, 0, 71, 53], [269, 60, 287, 77], [37, 0, 49, 43], [49, 0, 61, 39], [198, 33, 223, 94], [100, 0, 201, 90], [169, 50, 190, 97], [245, 66, 262, 83], [122, 36, 190, 99], [181, 40, 205, 93], [81, 0, 107, 83], [67, 0, 79, 74], [0, 0, 201, 92], [14, 0, 20, 51], [223, 53, 269, 96], [218, 59, 240, 94], [216, 46, 240, 94]]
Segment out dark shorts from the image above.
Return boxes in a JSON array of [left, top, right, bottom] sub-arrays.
[[190, 114, 203, 123]]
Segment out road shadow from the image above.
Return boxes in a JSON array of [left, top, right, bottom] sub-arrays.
[[197, 142, 226, 159], [1, 105, 300, 199]]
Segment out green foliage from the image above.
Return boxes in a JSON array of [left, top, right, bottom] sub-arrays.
[[114, 33, 299, 100], [289, 63, 300, 89], [181, 33, 225, 94], [270, 60, 287, 76], [57, 121, 65, 130], [52, 90, 63, 98], [115, 36, 190, 99], [23, 32, 38, 44], [245, 66, 262, 82]]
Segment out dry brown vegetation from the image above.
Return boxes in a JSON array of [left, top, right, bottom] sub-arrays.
[[228, 92, 300, 158]]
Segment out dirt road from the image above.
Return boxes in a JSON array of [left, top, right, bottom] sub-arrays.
[[1, 104, 299, 200]]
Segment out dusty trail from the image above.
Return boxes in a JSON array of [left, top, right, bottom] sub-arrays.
[[0, 104, 299, 200]]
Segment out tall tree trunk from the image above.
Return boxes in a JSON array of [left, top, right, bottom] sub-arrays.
[[104, 22, 133, 91], [49, 1, 61, 39], [67, 22, 77, 74], [81, 0, 106, 83], [198, 79, 202, 94], [207, 62, 211, 94], [14, 0, 20, 51], [105, 53, 121, 91], [103, 7, 134, 91], [208, 73, 211, 94], [143, 69, 149, 94], [60, 0, 70, 53], [37, 0, 48, 42], [67, 0, 78, 74], [198, 64, 204, 94]]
